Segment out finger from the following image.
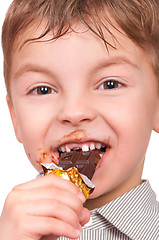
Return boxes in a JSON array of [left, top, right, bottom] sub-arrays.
[[24, 199, 81, 230], [79, 208, 91, 226], [14, 174, 73, 190], [13, 174, 86, 203], [13, 175, 86, 203], [19, 186, 84, 213], [24, 215, 82, 239]]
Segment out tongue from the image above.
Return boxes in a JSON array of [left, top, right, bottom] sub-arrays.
[[58, 149, 101, 180]]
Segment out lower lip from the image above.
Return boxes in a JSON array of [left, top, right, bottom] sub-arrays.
[[95, 148, 110, 171]]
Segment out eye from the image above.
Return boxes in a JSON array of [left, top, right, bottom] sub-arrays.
[[98, 79, 123, 90], [28, 86, 56, 95]]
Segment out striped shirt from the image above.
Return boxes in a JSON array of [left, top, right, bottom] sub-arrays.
[[58, 180, 159, 240]]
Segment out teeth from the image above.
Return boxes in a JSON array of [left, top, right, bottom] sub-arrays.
[[82, 144, 89, 152], [99, 152, 104, 158], [60, 146, 65, 152], [58, 142, 106, 153], [96, 143, 102, 149], [66, 146, 71, 152], [90, 143, 95, 150], [74, 147, 80, 150], [102, 143, 106, 148]]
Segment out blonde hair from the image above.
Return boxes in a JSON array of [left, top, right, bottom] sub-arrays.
[[2, 0, 159, 97]]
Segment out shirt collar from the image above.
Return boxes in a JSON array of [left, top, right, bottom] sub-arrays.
[[96, 180, 159, 240]]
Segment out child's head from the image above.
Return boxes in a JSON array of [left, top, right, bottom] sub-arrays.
[[2, 0, 159, 206]]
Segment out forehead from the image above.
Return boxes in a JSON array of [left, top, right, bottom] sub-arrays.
[[11, 20, 152, 82], [13, 20, 142, 58]]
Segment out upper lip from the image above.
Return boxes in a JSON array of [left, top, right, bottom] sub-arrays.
[[50, 130, 111, 153]]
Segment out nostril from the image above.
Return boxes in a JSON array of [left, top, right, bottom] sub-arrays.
[[62, 117, 92, 126], [61, 112, 95, 126]]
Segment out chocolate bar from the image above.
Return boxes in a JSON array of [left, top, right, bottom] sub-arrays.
[[59, 149, 101, 180], [41, 149, 102, 198]]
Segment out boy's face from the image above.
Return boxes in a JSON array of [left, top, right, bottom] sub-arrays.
[[8, 22, 159, 204]]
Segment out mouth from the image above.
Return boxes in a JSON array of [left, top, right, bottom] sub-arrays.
[[55, 141, 108, 180], [39, 139, 110, 179], [58, 141, 106, 154], [41, 139, 109, 164]]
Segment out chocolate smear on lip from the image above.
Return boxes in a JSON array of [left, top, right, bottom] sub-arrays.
[[58, 129, 88, 144], [58, 149, 101, 180], [37, 151, 59, 165]]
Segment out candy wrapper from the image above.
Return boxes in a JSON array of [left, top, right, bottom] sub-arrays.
[[41, 162, 95, 199]]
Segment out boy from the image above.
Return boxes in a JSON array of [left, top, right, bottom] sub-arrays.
[[0, 0, 159, 239]]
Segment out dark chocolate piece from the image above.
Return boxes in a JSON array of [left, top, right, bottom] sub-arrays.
[[58, 150, 101, 180]]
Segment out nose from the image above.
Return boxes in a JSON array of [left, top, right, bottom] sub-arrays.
[[57, 96, 96, 126]]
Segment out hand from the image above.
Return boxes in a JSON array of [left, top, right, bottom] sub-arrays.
[[0, 174, 90, 240]]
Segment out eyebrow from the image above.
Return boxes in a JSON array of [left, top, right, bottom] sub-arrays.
[[14, 63, 55, 80], [92, 55, 139, 72], [15, 55, 139, 79]]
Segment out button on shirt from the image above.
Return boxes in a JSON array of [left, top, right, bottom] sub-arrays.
[[58, 181, 159, 240]]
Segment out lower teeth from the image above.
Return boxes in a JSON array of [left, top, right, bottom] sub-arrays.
[[99, 152, 104, 158]]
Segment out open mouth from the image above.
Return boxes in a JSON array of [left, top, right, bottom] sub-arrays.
[[56, 141, 107, 179]]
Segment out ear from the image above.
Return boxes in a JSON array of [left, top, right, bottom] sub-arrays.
[[6, 95, 22, 143], [153, 100, 159, 133]]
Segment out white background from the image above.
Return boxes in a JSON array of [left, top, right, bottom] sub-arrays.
[[0, 1, 158, 214]]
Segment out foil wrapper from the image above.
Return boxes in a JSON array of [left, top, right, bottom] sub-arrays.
[[41, 163, 95, 199]]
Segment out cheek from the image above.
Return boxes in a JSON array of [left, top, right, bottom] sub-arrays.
[[116, 105, 152, 156], [103, 96, 154, 166], [13, 104, 54, 167], [16, 101, 53, 136]]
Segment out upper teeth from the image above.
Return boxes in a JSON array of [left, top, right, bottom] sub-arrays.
[[82, 145, 89, 152], [58, 142, 104, 153], [65, 146, 71, 152], [90, 143, 95, 150]]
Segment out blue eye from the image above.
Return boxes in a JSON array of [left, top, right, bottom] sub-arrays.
[[29, 86, 56, 95], [98, 80, 123, 90]]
